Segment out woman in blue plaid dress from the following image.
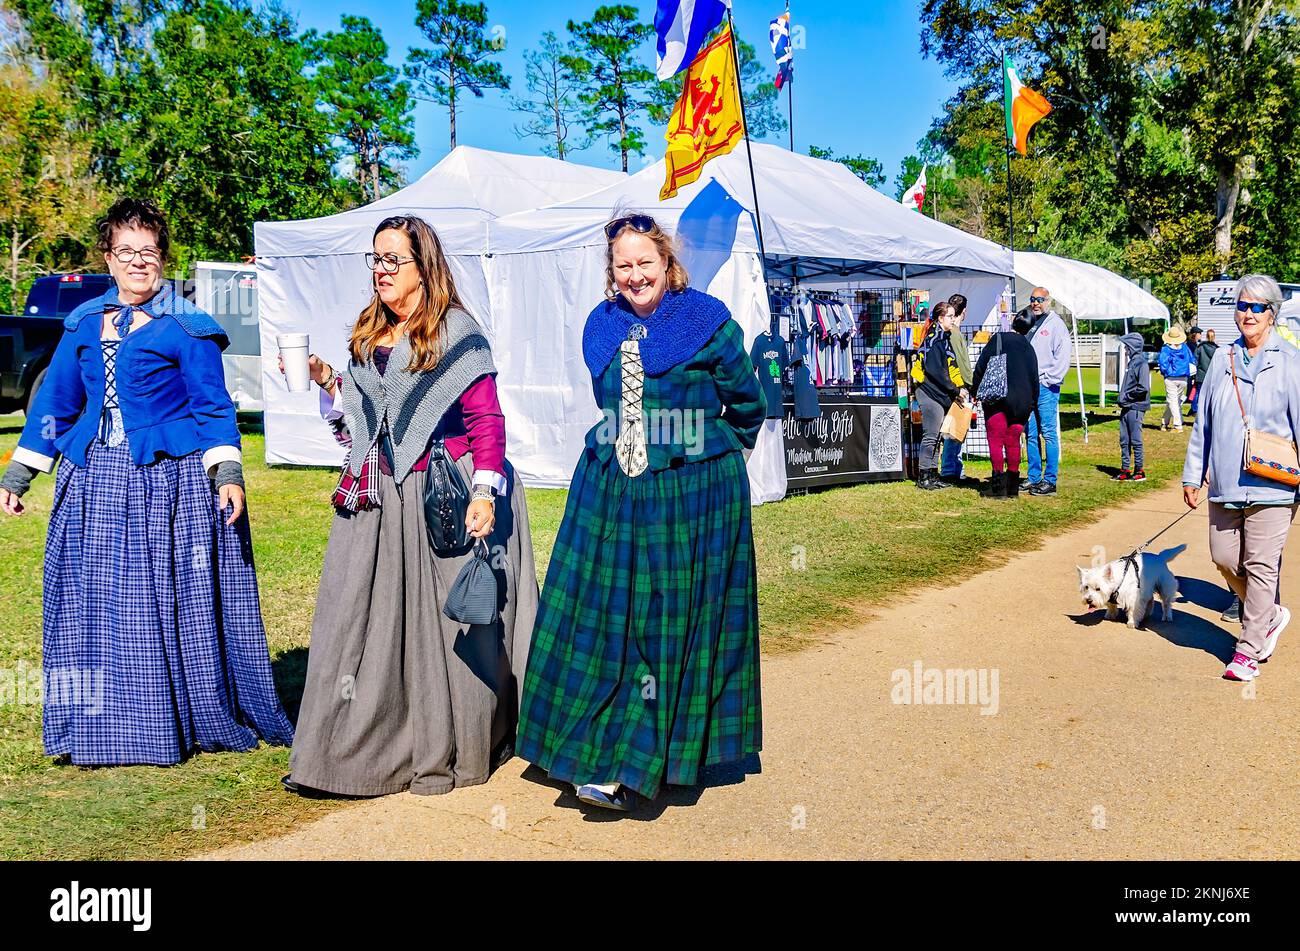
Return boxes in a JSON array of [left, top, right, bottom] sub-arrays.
[[515, 214, 765, 812], [0, 199, 293, 766]]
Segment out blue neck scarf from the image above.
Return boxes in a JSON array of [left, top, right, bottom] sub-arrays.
[[582, 287, 731, 378], [107, 282, 174, 338]]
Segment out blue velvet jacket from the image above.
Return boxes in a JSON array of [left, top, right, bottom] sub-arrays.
[[13, 289, 240, 476]]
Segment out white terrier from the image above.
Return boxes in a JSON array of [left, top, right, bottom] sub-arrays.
[[1077, 545, 1186, 628]]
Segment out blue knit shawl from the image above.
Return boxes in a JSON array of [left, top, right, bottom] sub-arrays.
[[582, 287, 731, 378]]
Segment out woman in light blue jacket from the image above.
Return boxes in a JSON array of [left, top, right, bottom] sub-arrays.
[[1183, 274, 1300, 682]]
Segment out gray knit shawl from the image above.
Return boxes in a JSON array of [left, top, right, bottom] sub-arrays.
[[341, 307, 496, 484]]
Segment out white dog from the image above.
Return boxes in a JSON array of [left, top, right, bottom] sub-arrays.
[[1077, 544, 1186, 628]]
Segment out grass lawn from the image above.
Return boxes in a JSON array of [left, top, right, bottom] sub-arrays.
[[1061, 365, 1171, 404], [0, 404, 1193, 859]]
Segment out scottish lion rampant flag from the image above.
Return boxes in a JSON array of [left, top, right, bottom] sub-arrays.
[[655, 0, 732, 80], [770, 11, 793, 89]]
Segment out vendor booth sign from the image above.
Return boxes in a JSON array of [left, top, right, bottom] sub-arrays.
[[782, 396, 904, 488]]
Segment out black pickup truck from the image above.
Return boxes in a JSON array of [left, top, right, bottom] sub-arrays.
[[0, 274, 114, 415]]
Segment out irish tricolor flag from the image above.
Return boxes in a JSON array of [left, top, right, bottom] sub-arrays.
[[1004, 56, 1051, 155]]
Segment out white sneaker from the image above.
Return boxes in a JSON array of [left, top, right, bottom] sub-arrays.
[[1223, 652, 1259, 682], [1259, 605, 1291, 662]]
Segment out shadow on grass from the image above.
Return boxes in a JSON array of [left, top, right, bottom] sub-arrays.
[[271, 646, 310, 723]]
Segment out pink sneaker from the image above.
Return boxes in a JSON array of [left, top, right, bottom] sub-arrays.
[[1259, 605, 1291, 663], [1223, 652, 1259, 682]]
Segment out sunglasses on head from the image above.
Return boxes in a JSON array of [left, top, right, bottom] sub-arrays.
[[1236, 300, 1274, 314], [1029, 296, 1048, 304], [605, 214, 655, 240]]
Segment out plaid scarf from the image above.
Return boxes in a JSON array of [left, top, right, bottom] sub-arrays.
[[326, 382, 381, 512]]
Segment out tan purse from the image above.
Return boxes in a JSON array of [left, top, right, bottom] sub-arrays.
[[1229, 345, 1300, 487]]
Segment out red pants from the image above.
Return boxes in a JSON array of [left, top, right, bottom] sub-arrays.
[[985, 411, 1023, 474]]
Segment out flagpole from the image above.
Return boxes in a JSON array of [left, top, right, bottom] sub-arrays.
[[727, 9, 771, 282], [1002, 52, 1019, 314], [786, 1, 794, 152]]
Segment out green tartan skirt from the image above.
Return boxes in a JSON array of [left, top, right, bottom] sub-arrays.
[[516, 447, 762, 800]]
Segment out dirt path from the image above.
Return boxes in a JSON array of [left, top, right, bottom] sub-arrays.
[[202, 488, 1299, 860]]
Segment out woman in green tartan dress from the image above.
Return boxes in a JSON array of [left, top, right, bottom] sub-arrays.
[[515, 214, 765, 811]]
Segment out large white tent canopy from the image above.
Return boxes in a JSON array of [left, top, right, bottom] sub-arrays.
[[1013, 250, 1170, 323], [255, 143, 1016, 491], [254, 147, 625, 473]]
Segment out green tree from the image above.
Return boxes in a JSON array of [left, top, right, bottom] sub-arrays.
[[564, 5, 655, 172], [12, 0, 346, 263], [405, 0, 510, 150], [510, 30, 590, 160], [808, 145, 885, 187], [311, 15, 418, 203], [0, 62, 106, 309]]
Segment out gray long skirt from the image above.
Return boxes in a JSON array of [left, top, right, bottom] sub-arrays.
[[287, 454, 538, 796]]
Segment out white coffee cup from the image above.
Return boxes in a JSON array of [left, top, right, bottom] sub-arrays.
[[277, 333, 311, 393]]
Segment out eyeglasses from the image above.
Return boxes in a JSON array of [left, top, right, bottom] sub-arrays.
[[1029, 296, 1048, 304], [605, 214, 656, 240], [111, 246, 162, 266], [1236, 300, 1274, 314], [365, 253, 416, 274]]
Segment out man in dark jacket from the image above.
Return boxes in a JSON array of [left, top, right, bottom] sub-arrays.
[[1190, 326, 1217, 415], [1116, 332, 1151, 481]]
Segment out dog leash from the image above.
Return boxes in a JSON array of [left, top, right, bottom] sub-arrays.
[[1132, 496, 1204, 554]]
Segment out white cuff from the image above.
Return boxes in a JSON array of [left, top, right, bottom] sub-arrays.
[[13, 446, 57, 474], [319, 383, 344, 421], [471, 469, 508, 496], [202, 445, 242, 476]]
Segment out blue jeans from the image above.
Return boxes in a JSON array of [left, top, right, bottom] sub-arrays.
[[1026, 383, 1060, 486], [939, 438, 963, 478]]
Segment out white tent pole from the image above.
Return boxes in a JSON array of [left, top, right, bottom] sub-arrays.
[[1072, 313, 1088, 444]]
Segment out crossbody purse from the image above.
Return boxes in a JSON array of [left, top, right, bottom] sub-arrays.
[[1229, 345, 1300, 487]]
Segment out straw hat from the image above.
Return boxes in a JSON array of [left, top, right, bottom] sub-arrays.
[[1162, 325, 1187, 346]]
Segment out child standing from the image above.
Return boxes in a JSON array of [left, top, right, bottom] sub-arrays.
[[1116, 333, 1151, 481]]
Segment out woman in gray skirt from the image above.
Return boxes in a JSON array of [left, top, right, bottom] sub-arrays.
[[281, 214, 538, 797]]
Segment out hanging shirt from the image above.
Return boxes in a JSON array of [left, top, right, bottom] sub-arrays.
[[750, 331, 790, 419], [792, 337, 821, 420]]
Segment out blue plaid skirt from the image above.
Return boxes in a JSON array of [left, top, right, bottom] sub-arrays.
[[42, 440, 294, 765]]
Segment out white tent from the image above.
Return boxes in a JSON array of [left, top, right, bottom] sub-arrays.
[[256, 143, 1014, 494], [476, 143, 1011, 494], [254, 147, 625, 468]]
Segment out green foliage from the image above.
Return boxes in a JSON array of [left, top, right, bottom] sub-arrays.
[[510, 31, 591, 160], [808, 145, 885, 187], [310, 16, 418, 204], [405, 0, 510, 149], [563, 5, 655, 172], [915, 0, 1300, 316]]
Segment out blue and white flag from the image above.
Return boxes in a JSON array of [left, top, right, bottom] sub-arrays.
[[655, 0, 732, 81], [769, 11, 793, 89]]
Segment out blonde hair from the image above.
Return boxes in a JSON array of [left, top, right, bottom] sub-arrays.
[[603, 213, 690, 300], [350, 215, 465, 372]]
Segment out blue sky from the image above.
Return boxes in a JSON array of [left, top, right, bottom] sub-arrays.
[[286, 1, 958, 193]]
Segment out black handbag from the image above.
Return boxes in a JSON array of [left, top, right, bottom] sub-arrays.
[[443, 539, 500, 626], [422, 438, 472, 554]]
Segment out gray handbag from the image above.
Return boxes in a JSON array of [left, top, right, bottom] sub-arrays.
[[443, 539, 499, 626]]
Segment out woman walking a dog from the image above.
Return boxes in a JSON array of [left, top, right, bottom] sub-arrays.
[[1183, 274, 1300, 682]]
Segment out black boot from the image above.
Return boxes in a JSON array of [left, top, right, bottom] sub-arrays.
[[989, 471, 1007, 498], [1006, 471, 1021, 499], [918, 468, 939, 490]]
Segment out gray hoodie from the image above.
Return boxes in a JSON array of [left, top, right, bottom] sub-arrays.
[[1117, 333, 1151, 411], [1027, 310, 1072, 387]]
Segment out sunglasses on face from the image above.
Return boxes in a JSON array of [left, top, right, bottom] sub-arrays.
[[605, 214, 655, 240], [1029, 296, 1048, 304], [1236, 300, 1274, 314], [365, 252, 416, 274], [111, 246, 162, 266]]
